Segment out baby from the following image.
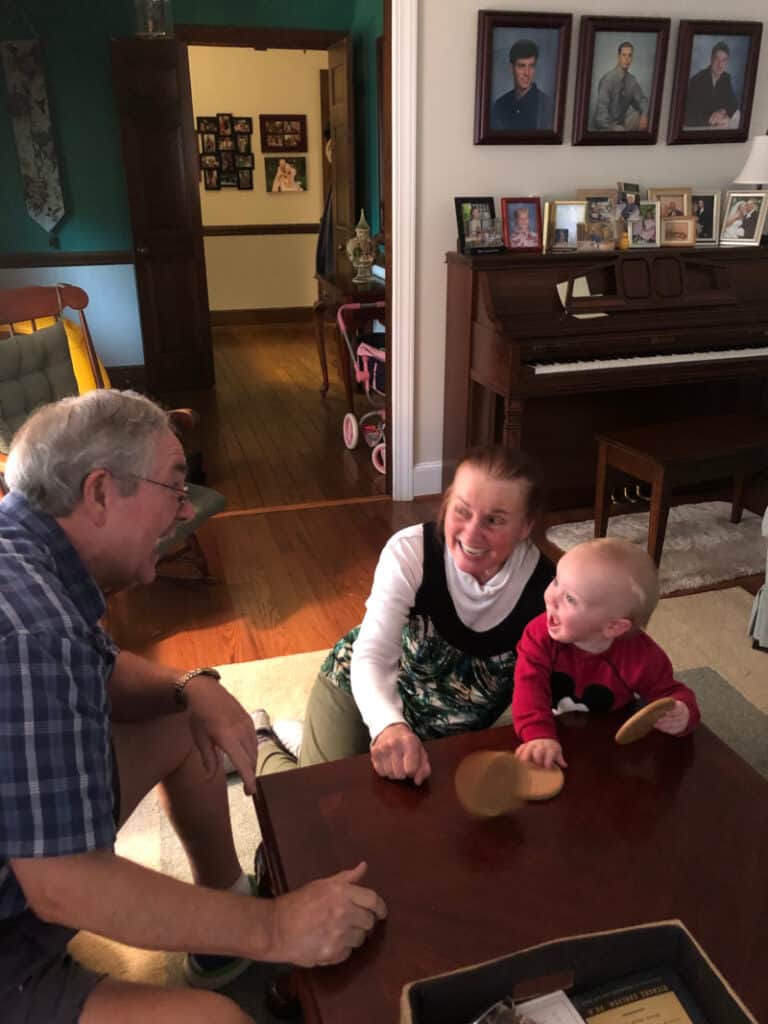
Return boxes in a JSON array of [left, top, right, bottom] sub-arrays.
[[513, 538, 700, 768]]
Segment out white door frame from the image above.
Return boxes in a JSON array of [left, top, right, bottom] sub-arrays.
[[390, 0, 417, 500]]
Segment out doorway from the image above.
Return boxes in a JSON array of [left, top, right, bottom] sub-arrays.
[[111, 18, 389, 512]]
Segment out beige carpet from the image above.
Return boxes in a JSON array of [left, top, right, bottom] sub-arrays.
[[71, 587, 766, 1006], [545, 501, 765, 595]]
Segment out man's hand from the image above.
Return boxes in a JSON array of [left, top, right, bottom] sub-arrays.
[[708, 108, 729, 127], [269, 862, 387, 967], [514, 737, 567, 769], [654, 700, 690, 736], [370, 723, 431, 785], [638, 113, 649, 130], [183, 678, 260, 793]]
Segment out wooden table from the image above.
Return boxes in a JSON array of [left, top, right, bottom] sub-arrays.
[[594, 414, 768, 565], [314, 270, 385, 409], [254, 714, 768, 1024]]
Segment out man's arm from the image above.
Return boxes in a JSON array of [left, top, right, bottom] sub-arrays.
[[11, 849, 386, 968], [593, 73, 618, 130]]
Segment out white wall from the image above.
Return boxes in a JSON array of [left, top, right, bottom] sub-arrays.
[[413, 0, 768, 492], [189, 46, 328, 311]]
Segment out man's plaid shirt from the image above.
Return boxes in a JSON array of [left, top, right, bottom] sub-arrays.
[[0, 492, 118, 918]]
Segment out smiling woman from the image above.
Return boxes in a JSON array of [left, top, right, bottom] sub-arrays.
[[254, 446, 555, 788]]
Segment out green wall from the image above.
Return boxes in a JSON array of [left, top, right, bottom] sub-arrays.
[[0, 0, 380, 254]]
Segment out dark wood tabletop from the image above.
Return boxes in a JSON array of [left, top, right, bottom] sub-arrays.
[[254, 714, 768, 1024]]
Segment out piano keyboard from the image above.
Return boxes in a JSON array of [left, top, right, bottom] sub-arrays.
[[531, 345, 768, 375]]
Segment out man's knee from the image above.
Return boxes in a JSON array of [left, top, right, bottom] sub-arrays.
[[81, 977, 255, 1023]]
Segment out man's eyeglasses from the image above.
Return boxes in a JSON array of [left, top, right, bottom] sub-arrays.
[[132, 475, 191, 509]]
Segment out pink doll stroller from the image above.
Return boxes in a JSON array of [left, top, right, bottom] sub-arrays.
[[337, 301, 386, 474]]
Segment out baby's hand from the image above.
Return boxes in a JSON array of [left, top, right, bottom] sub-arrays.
[[654, 700, 690, 736], [515, 738, 567, 769]]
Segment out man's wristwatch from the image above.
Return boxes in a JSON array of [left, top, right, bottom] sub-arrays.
[[174, 667, 222, 708]]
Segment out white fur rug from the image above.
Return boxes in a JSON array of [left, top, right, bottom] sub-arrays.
[[546, 501, 765, 594]]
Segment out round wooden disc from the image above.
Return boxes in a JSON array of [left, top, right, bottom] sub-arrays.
[[454, 750, 525, 817], [520, 763, 565, 801], [614, 697, 676, 745]]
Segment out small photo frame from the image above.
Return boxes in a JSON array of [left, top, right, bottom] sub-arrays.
[[572, 16, 670, 146], [200, 132, 217, 154], [500, 197, 542, 251], [233, 116, 253, 134], [720, 191, 767, 246], [259, 114, 308, 152], [200, 153, 219, 170], [203, 168, 220, 191], [546, 201, 586, 250], [660, 216, 697, 247], [220, 151, 235, 173], [627, 201, 661, 247], [577, 190, 618, 223], [648, 188, 692, 220], [617, 190, 642, 224], [220, 172, 238, 188], [474, 10, 572, 145], [577, 219, 617, 251], [237, 169, 254, 191], [454, 197, 496, 253], [667, 20, 763, 144], [691, 191, 721, 246], [235, 153, 254, 170], [218, 136, 235, 152], [217, 113, 233, 136], [197, 116, 217, 133], [236, 134, 251, 155], [265, 156, 307, 192]]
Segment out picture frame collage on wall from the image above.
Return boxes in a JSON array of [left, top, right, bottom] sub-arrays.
[[474, 14, 762, 147], [197, 114, 254, 190], [260, 115, 308, 194]]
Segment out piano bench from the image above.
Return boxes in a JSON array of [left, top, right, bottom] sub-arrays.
[[593, 414, 768, 566]]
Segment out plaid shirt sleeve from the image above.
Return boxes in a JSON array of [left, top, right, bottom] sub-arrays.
[[0, 629, 116, 860]]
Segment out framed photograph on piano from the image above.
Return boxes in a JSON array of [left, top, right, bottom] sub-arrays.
[[571, 16, 670, 146], [691, 190, 721, 245], [667, 20, 763, 144], [474, 11, 572, 145], [626, 200, 661, 247], [454, 197, 503, 254], [720, 190, 768, 246], [501, 197, 543, 251]]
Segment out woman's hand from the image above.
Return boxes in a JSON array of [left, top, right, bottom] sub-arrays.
[[514, 738, 567, 769], [654, 700, 690, 736], [370, 724, 431, 785]]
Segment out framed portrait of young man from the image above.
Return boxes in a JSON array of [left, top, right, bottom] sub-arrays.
[[474, 11, 572, 145], [667, 20, 763, 144], [572, 16, 670, 146]]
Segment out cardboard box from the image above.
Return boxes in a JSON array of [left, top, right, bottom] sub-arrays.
[[400, 920, 757, 1024]]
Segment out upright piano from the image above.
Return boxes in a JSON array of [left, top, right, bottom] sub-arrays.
[[442, 247, 768, 508]]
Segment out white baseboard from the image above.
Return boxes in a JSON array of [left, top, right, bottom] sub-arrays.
[[412, 460, 443, 497]]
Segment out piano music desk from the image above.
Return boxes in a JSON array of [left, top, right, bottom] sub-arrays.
[[594, 414, 768, 565]]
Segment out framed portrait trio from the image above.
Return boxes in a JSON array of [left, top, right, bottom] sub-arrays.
[[667, 20, 763, 144], [572, 17, 670, 146], [474, 11, 572, 145]]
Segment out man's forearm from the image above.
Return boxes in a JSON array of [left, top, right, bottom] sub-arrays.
[[109, 650, 183, 719], [12, 850, 278, 960]]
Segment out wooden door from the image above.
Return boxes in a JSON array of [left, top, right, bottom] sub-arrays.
[[110, 38, 214, 394], [328, 37, 356, 276]]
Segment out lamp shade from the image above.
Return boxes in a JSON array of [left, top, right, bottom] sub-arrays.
[[734, 133, 768, 184]]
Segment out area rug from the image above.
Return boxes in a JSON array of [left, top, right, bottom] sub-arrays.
[[70, 590, 766, 1009], [545, 501, 764, 594]]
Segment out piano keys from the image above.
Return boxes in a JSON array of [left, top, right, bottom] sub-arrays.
[[442, 247, 768, 509]]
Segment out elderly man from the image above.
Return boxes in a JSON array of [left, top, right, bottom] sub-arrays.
[[684, 41, 739, 128], [490, 38, 554, 132], [0, 390, 385, 1024], [592, 42, 649, 131]]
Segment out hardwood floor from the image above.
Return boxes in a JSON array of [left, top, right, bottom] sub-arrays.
[[165, 320, 385, 510]]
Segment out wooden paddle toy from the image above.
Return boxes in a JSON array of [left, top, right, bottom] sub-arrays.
[[454, 750, 564, 817], [614, 697, 676, 745]]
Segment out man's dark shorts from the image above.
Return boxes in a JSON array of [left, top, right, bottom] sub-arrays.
[[0, 745, 121, 1022]]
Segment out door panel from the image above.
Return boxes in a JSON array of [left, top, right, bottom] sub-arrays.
[[328, 37, 355, 276], [111, 38, 214, 393]]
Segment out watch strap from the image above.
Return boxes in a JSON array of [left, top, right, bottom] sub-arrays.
[[174, 666, 221, 707]]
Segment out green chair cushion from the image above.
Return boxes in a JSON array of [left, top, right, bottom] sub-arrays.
[[0, 321, 79, 453]]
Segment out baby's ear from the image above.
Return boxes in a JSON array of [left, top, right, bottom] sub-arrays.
[[604, 616, 632, 639]]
